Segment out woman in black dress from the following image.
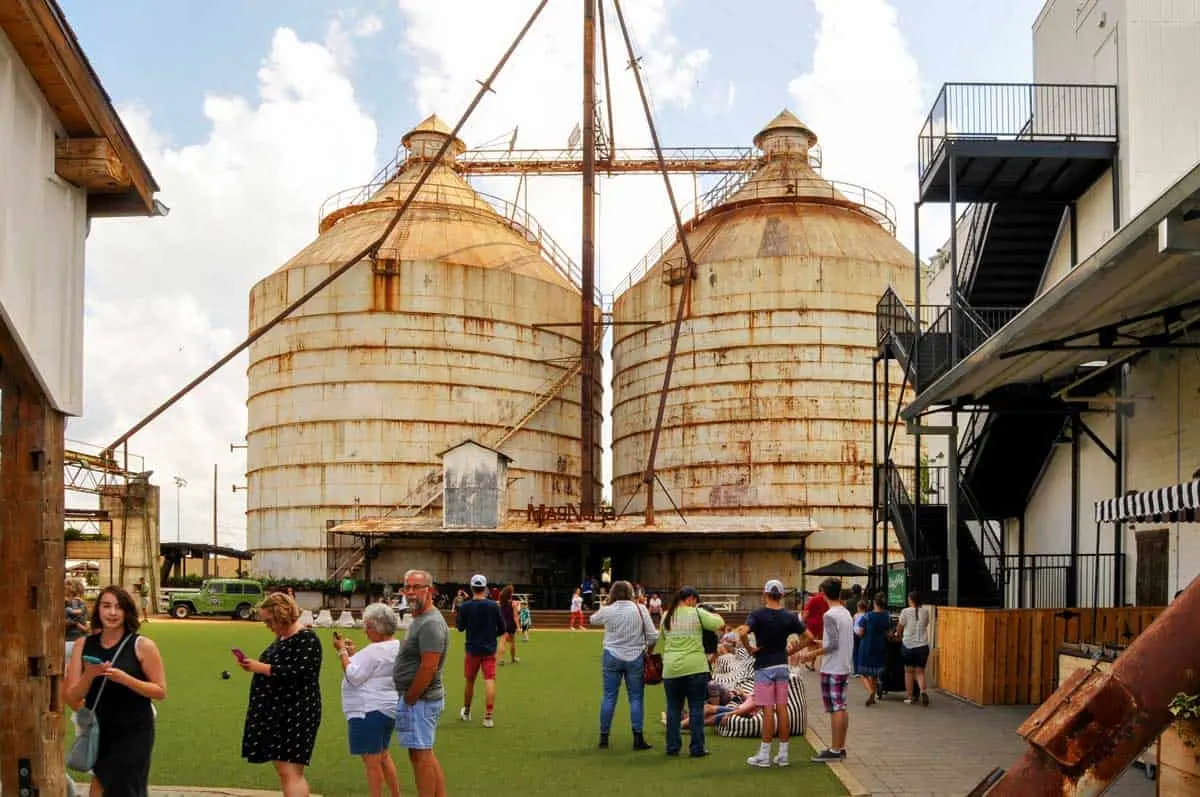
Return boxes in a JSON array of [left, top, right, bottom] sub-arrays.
[[65, 585, 168, 796], [240, 592, 322, 797]]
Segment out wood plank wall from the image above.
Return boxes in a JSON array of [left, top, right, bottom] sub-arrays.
[[934, 606, 1164, 705]]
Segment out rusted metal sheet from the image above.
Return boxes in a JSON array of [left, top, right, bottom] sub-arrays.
[[246, 119, 601, 578], [987, 577, 1200, 795], [611, 112, 913, 562]]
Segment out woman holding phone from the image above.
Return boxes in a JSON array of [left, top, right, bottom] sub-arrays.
[[65, 585, 167, 796], [239, 592, 323, 797]]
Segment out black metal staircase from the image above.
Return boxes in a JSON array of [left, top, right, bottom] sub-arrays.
[[879, 462, 1003, 607], [961, 408, 1069, 519]]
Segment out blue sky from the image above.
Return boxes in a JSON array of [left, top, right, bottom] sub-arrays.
[[58, 0, 1049, 546]]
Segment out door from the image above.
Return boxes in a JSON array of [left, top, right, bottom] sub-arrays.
[[1135, 530, 1169, 606]]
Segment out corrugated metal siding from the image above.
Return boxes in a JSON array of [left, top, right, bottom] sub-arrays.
[[612, 122, 913, 566], [246, 136, 600, 578]]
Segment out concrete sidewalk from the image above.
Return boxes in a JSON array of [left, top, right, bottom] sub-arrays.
[[797, 668, 1156, 796]]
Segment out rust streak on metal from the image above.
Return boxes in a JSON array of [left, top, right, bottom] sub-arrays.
[[988, 577, 1200, 795]]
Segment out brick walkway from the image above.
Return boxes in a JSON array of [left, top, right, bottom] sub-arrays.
[[796, 668, 1156, 796]]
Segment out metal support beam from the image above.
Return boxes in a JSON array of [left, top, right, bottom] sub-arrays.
[[1068, 414, 1080, 608], [1114, 365, 1126, 607], [579, 0, 597, 515], [949, 157, 959, 359], [907, 418, 959, 605]]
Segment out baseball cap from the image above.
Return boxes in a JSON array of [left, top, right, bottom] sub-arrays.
[[763, 579, 785, 596], [470, 574, 487, 588], [679, 586, 701, 601]]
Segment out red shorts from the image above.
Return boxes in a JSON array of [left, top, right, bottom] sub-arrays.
[[464, 653, 497, 680]]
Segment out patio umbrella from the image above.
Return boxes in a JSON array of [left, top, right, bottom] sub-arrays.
[[805, 558, 869, 577]]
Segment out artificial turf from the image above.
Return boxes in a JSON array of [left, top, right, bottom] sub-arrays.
[[81, 620, 847, 796]]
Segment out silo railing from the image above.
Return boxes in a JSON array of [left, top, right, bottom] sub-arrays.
[[614, 176, 898, 297], [320, 180, 602, 305]]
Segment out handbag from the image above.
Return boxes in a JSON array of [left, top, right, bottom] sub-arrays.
[[639, 606, 664, 685], [67, 634, 132, 773]]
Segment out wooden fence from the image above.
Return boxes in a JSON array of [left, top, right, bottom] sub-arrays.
[[933, 606, 1164, 705]]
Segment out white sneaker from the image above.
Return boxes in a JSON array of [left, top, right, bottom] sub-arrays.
[[459, 707, 471, 721], [482, 716, 494, 728], [773, 752, 789, 767], [747, 752, 772, 768]]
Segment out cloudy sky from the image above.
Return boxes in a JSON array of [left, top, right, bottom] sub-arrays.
[[60, 0, 1045, 548]]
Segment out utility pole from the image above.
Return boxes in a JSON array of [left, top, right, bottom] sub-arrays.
[[211, 463, 218, 577], [173, 475, 187, 543], [580, 0, 597, 515]]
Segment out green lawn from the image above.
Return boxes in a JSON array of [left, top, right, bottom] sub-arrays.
[[94, 621, 846, 796]]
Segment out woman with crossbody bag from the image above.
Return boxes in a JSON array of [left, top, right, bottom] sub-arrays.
[[588, 580, 658, 751], [66, 586, 167, 795]]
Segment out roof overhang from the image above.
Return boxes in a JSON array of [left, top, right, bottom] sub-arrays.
[[0, 0, 158, 216], [330, 515, 821, 540], [904, 160, 1200, 418]]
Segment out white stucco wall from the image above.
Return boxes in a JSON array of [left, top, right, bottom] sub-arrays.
[[0, 28, 88, 414], [1122, 352, 1200, 598], [1034, 0, 1200, 291]]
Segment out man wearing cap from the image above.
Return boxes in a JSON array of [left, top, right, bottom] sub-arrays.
[[739, 579, 813, 768], [454, 574, 505, 728]]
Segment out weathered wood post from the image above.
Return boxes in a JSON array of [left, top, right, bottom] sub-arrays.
[[0, 351, 67, 797]]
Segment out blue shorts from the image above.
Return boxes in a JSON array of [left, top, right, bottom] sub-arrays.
[[348, 711, 395, 755], [395, 697, 444, 750]]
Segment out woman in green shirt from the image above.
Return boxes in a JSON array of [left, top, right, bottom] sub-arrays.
[[653, 586, 723, 757]]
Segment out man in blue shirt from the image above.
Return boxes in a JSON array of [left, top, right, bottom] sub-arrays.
[[454, 574, 505, 727]]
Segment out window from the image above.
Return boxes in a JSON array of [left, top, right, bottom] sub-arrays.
[[225, 583, 244, 595]]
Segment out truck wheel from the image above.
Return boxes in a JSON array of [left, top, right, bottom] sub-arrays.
[[172, 603, 192, 619], [234, 603, 253, 621]]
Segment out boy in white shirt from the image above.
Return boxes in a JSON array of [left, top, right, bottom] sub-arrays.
[[798, 578, 854, 762]]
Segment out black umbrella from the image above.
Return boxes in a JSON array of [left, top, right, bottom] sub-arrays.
[[805, 558, 869, 577]]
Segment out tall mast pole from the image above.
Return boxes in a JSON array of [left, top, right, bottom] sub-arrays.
[[580, 0, 597, 514]]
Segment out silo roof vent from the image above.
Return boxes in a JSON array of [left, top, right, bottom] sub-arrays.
[[401, 113, 467, 164], [753, 108, 818, 160]]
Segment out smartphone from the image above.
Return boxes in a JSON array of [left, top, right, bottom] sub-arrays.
[[81, 655, 104, 665], [231, 648, 247, 662]]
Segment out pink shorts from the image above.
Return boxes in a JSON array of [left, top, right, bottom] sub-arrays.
[[752, 665, 791, 706]]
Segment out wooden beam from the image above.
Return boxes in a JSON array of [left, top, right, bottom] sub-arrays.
[[0, 0, 158, 211], [55, 136, 130, 191], [0, 320, 67, 797]]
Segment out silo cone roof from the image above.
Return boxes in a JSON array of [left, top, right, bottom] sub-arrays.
[[281, 131, 577, 292]]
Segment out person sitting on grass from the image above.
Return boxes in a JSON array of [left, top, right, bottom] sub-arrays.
[[667, 681, 759, 729], [335, 603, 402, 797]]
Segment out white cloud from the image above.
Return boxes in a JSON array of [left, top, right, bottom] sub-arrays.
[[70, 27, 378, 550], [326, 9, 384, 70], [788, 0, 926, 249]]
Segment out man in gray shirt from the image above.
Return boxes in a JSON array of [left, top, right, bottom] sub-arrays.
[[393, 569, 449, 795], [799, 578, 854, 763]]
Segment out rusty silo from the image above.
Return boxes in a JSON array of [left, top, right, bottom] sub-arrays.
[[610, 109, 912, 570], [247, 115, 601, 578]]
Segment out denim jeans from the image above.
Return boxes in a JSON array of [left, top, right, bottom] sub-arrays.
[[600, 649, 645, 733], [664, 671, 709, 755]]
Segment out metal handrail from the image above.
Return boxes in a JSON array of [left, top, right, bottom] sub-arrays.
[[615, 175, 898, 297], [918, 82, 1118, 182], [322, 181, 602, 305], [958, 479, 1004, 560]]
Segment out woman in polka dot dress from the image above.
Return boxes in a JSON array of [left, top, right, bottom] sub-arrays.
[[240, 592, 323, 796]]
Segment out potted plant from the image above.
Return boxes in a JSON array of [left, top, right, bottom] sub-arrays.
[[1158, 692, 1200, 793]]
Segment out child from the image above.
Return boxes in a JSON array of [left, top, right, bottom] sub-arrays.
[[519, 600, 533, 642]]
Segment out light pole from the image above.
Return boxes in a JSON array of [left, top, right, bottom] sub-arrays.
[[173, 476, 188, 542]]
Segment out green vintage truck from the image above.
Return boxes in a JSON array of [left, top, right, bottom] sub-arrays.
[[168, 578, 265, 620]]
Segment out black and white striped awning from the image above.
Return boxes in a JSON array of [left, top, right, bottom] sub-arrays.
[[1094, 480, 1200, 523]]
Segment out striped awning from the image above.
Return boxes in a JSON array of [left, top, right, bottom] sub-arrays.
[[1094, 480, 1200, 524]]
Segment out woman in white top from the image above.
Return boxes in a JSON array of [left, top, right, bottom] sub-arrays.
[[896, 591, 932, 706], [335, 602, 402, 797], [589, 580, 659, 750]]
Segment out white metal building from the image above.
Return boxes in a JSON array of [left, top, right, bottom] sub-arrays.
[[889, 0, 1200, 608]]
